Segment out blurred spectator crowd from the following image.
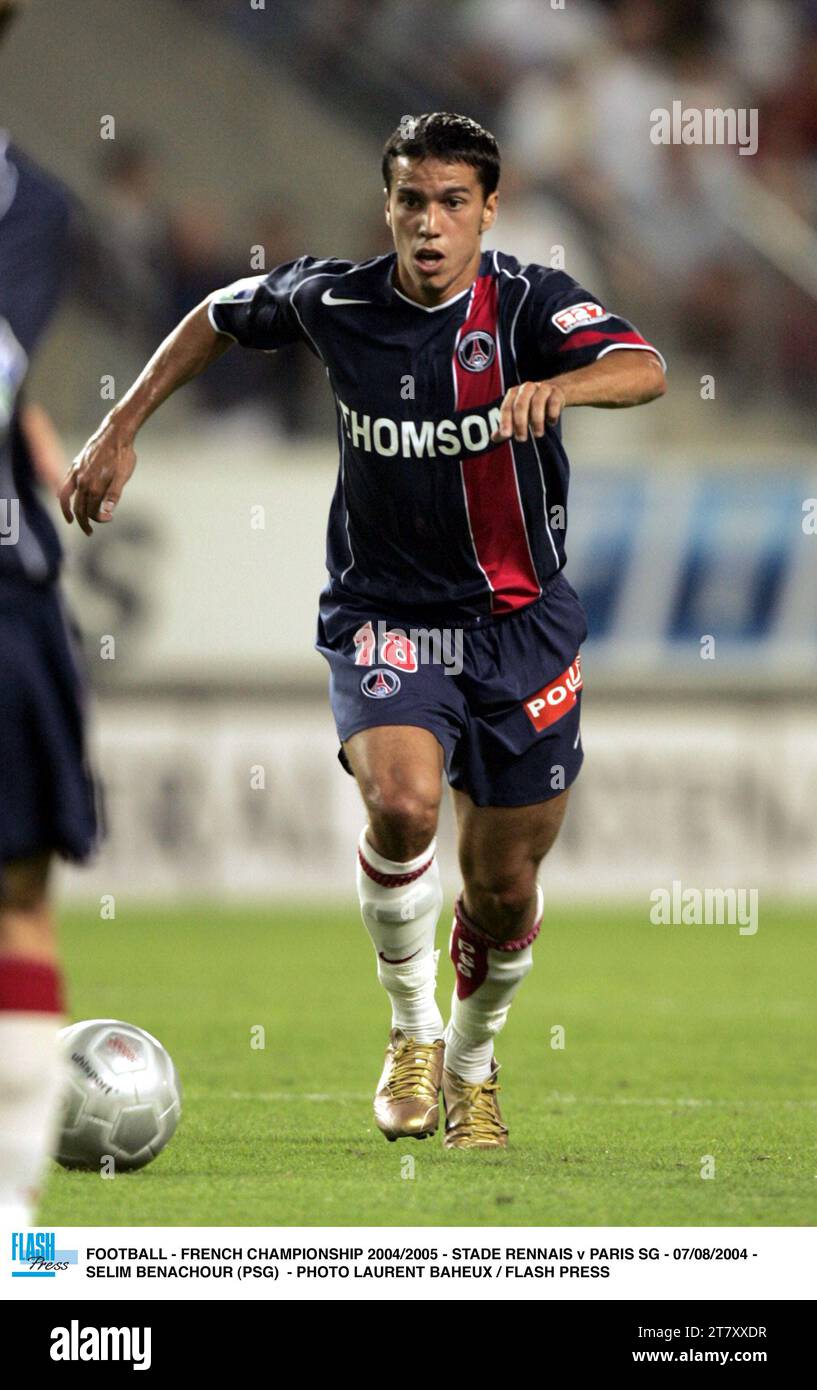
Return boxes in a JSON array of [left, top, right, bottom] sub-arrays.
[[65, 138, 310, 438], [192, 0, 817, 419], [21, 0, 817, 431]]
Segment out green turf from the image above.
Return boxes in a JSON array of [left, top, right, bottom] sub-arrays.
[[39, 902, 817, 1227]]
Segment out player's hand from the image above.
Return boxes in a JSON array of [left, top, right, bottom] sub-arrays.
[[59, 424, 137, 536], [491, 380, 566, 444]]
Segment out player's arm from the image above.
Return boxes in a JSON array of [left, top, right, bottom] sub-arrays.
[[491, 350, 666, 443], [60, 300, 232, 535], [20, 402, 69, 494]]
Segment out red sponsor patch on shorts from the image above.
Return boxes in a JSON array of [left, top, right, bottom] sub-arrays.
[[523, 655, 583, 732]]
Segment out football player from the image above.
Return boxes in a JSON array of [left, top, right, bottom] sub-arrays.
[[64, 112, 665, 1150], [0, 0, 98, 1222]]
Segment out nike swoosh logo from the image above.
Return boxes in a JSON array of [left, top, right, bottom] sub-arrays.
[[378, 948, 422, 964], [321, 289, 370, 306]]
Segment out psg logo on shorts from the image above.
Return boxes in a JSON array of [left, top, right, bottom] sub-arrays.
[[361, 668, 401, 699], [457, 330, 496, 373]]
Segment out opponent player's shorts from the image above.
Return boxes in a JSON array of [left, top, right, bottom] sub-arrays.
[[0, 573, 100, 865], [316, 571, 588, 807]]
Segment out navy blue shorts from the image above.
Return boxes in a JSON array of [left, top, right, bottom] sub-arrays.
[[0, 574, 100, 865], [316, 572, 588, 808]]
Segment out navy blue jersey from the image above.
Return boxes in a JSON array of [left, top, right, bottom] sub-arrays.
[[209, 249, 664, 619], [0, 138, 72, 583]]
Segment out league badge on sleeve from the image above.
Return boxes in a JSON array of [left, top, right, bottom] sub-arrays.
[[551, 302, 611, 333]]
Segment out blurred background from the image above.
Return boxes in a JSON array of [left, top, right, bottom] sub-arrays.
[[3, 0, 816, 903]]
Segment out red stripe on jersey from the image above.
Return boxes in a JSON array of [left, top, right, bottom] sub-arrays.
[[453, 276, 540, 614], [557, 329, 648, 352]]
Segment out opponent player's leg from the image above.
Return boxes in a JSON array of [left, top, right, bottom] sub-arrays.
[[0, 853, 65, 1223], [441, 788, 571, 1149], [343, 725, 447, 1140]]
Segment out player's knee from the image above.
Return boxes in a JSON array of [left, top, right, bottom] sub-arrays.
[[465, 872, 538, 942], [0, 854, 51, 913], [0, 914, 57, 961], [0, 855, 56, 957], [365, 781, 440, 861]]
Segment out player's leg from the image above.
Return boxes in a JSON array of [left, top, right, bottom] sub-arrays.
[[0, 853, 65, 1224], [441, 788, 571, 1148], [316, 599, 466, 1140], [0, 581, 98, 1216], [344, 724, 445, 1042], [343, 725, 447, 1140], [456, 786, 570, 941], [436, 571, 586, 1148]]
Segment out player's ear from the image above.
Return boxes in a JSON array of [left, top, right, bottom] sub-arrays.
[[384, 189, 392, 228], [480, 190, 498, 234]]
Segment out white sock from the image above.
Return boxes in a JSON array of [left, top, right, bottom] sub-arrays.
[[356, 828, 444, 1043], [0, 957, 64, 1225], [0, 1014, 63, 1224], [444, 885, 544, 1082]]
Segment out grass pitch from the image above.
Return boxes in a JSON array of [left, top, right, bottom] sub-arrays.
[[40, 902, 817, 1227]]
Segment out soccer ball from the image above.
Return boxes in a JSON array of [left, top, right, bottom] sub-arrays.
[[55, 1019, 182, 1172]]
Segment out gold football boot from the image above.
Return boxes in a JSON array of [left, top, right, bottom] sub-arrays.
[[373, 1028, 445, 1141], [442, 1058, 509, 1149]]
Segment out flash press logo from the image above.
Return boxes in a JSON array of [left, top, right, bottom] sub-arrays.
[[50, 1321, 152, 1371], [10, 1230, 77, 1277]]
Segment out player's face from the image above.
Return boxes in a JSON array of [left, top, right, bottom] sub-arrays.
[[386, 156, 498, 307]]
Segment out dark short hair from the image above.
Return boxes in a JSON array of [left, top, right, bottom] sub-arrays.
[[382, 112, 500, 198]]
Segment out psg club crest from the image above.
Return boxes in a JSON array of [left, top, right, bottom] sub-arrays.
[[361, 668, 401, 699], [457, 329, 496, 373]]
